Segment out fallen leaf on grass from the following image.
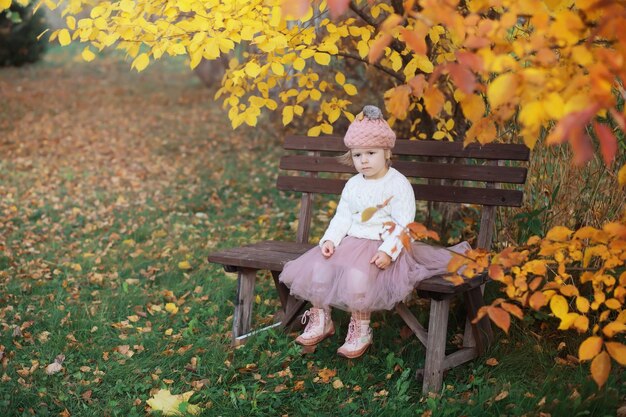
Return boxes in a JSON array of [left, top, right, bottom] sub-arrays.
[[332, 379, 344, 389], [494, 390, 509, 401], [274, 384, 287, 393], [45, 354, 65, 375], [293, 380, 305, 391], [178, 261, 192, 270], [317, 368, 336, 383], [485, 357, 499, 366], [146, 389, 202, 416], [165, 303, 179, 314]]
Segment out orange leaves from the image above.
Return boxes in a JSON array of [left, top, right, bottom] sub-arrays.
[[327, 0, 350, 19], [593, 121, 618, 166], [447, 63, 476, 95], [579, 336, 603, 361], [591, 351, 611, 388], [487, 306, 511, 334], [546, 226, 573, 242], [368, 34, 393, 64], [400, 28, 427, 56], [529, 291, 547, 310], [605, 342, 626, 366], [384, 85, 412, 120], [406, 222, 439, 241], [423, 86, 445, 118]]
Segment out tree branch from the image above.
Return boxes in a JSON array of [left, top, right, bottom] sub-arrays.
[[335, 52, 404, 82]]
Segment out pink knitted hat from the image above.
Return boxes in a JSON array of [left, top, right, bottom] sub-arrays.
[[343, 105, 396, 149]]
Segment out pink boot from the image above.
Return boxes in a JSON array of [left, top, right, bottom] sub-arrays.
[[337, 316, 373, 358], [295, 308, 335, 346]]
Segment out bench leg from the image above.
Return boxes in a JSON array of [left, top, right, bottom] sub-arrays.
[[463, 286, 493, 355], [232, 268, 257, 345], [423, 298, 450, 395]]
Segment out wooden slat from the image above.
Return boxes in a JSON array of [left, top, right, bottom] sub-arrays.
[[416, 272, 488, 295], [442, 347, 477, 371], [280, 155, 527, 184], [207, 241, 314, 270], [423, 298, 450, 394], [277, 176, 524, 206], [284, 136, 530, 161], [232, 268, 257, 344]]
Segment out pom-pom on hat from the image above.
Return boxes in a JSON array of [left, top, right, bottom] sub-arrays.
[[343, 105, 396, 149]]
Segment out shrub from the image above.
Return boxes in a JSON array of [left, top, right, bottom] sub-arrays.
[[0, 3, 48, 67]]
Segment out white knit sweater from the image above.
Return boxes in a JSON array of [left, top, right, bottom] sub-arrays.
[[319, 167, 416, 261]]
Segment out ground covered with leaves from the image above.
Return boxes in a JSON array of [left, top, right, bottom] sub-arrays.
[[0, 49, 623, 417]]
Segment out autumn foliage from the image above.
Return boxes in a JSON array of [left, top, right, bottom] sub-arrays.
[[2, 0, 625, 389]]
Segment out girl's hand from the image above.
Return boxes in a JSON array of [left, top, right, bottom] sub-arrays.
[[321, 241, 335, 258], [370, 251, 391, 270]]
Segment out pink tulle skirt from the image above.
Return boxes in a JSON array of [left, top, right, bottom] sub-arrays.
[[279, 237, 471, 312]]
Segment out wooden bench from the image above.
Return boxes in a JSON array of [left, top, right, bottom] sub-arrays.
[[207, 135, 529, 394]]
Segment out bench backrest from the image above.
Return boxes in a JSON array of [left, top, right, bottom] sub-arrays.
[[278, 135, 530, 249]]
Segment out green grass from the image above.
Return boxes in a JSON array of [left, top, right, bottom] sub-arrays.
[[0, 46, 623, 417]]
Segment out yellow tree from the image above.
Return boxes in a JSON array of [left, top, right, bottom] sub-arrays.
[[2, 0, 624, 386]]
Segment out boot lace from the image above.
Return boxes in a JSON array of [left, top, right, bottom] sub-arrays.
[[345, 317, 358, 345], [301, 309, 319, 332]]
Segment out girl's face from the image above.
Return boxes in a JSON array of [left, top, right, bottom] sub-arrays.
[[351, 148, 389, 180]]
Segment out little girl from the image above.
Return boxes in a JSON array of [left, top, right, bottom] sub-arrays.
[[279, 105, 470, 358]]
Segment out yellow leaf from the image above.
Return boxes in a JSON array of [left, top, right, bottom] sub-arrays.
[[82, 47, 96, 62], [602, 321, 626, 337], [519, 101, 544, 129], [343, 84, 357, 96], [546, 226, 573, 242], [293, 57, 305, 71], [361, 207, 378, 222], [605, 342, 626, 366], [487, 73, 518, 109], [165, 303, 179, 314], [571, 45, 593, 66], [271, 61, 284, 76], [335, 72, 346, 85], [618, 164, 626, 186], [119, 0, 134, 12], [576, 296, 590, 313], [460, 94, 485, 123], [590, 351, 611, 388], [132, 53, 149, 72], [550, 294, 568, 319], [579, 336, 603, 361], [307, 125, 321, 136], [558, 312, 579, 330], [146, 389, 201, 416], [282, 106, 294, 126], [58, 28, 71, 46], [605, 298, 622, 310], [178, 260, 192, 270], [244, 62, 261, 78], [0, 0, 11, 11], [66, 16, 76, 30], [314, 52, 331, 65]]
